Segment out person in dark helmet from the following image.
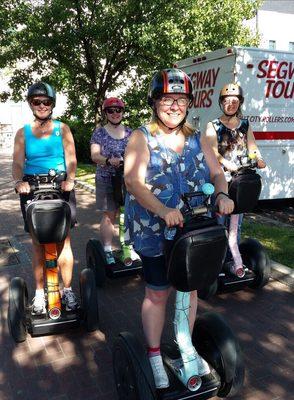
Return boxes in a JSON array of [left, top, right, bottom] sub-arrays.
[[202, 82, 266, 278], [123, 68, 234, 388], [90, 97, 138, 266], [12, 81, 78, 315]]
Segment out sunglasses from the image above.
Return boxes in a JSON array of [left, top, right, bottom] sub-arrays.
[[106, 107, 123, 114], [30, 99, 53, 107]]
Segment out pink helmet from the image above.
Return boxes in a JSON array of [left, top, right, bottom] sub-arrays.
[[102, 97, 125, 110]]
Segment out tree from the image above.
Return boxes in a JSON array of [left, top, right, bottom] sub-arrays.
[[0, 0, 261, 126]]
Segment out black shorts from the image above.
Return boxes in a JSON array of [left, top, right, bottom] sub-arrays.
[[139, 254, 171, 290], [20, 176, 77, 233]]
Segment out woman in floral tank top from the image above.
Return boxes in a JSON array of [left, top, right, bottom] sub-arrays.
[[202, 83, 266, 278], [124, 69, 234, 389]]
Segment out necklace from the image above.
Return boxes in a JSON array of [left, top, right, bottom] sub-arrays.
[[35, 120, 51, 135]]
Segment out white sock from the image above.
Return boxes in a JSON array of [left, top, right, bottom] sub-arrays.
[[35, 289, 45, 298], [63, 287, 72, 292], [104, 245, 112, 252]]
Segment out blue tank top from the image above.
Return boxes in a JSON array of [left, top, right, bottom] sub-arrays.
[[23, 120, 66, 175], [124, 126, 210, 257]]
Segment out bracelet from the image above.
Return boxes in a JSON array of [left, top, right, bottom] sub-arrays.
[[215, 191, 230, 201], [105, 158, 111, 166]]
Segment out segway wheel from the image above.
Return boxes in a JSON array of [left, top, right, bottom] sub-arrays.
[[197, 279, 218, 300], [79, 268, 99, 332], [113, 332, 156, 400], [86, 239, 106, 287], [192, 311, 245, 398], [8, 277, 28, 343], [239, 238, 270, 289]]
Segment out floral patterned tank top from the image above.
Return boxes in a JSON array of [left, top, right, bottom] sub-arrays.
[[212, 118, 249, 181], [124, 126, 210, 257]]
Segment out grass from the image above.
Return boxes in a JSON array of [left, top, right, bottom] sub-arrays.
[[76, 164, 293, 269], [76, 163, 95, 185], [242, 219, 293, 269]]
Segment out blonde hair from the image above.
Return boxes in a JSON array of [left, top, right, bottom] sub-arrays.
[[149, 114, 194, 137]]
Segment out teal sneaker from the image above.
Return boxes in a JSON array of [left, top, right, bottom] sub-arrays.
[[105, 251, 115, 265]]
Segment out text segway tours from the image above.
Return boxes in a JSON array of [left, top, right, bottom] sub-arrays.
[[198, 154, 271, 300], [113, 184, 245, 400], [8, 170, 99, 342], [86, 161, 142, 287]]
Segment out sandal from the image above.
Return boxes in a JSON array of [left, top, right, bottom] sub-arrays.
[[228, 262, 245, 278]]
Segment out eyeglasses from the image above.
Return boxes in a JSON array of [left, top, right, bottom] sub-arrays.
[[222, 96, 239, 105], [30, 99, 53, 107], [106, 107, 123, 114], [160, 97, 189, 107]]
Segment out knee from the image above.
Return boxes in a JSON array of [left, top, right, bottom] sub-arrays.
[[145, 288, 169, 306], [57, 236, 72, 254], [102, 212, 115, 225]]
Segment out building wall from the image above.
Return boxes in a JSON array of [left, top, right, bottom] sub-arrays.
[[246, 0, 294, 51]]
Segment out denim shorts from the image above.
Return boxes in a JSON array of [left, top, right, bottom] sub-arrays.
[[95, 179, 119, 212], [139, 254, 171, 290]]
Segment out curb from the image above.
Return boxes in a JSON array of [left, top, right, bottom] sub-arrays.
[[75, 179, 293, 290], [75, 180, 95, 194], [270, 261, 294, 290]]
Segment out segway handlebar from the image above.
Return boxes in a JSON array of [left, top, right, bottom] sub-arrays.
[[25, 170, 64, 193], [181, 183, 217, 217], [164, 183, 217, 240], [233, 153, 258, 175]]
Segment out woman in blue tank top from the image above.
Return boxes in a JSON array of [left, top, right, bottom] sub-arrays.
[[124, 69, 234, 389], [12, 82, 79, 315]]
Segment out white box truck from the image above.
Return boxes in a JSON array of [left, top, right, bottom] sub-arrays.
[[175, 46, 294, 201]]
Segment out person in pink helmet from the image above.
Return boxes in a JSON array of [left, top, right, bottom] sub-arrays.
[[90, 97, 136, 266]]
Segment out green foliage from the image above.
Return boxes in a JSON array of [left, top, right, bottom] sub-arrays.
[[0, 0, 261, 126], [61, 118, 94, 163]]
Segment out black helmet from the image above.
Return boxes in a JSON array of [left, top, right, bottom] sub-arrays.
[[147, 68, 193, 107], [27, 82, 56, 106]]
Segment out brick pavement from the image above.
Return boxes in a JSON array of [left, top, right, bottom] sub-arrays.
[[0, 153, 293, 400]]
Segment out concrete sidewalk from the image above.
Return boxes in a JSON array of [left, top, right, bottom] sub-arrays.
[[0, 153, 293, 400]]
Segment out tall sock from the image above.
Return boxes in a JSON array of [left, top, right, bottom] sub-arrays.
[[35, 288, 45, 297], [148, 346, 161, 358]]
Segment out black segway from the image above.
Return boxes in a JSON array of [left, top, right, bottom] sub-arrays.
[[8, 170, 99, 343], [86, 162, 142, 287], [113, 184, 245, 400], [199, 154, 271, 300]]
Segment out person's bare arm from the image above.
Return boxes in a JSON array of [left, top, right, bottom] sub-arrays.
[[91, 143, 106, 165], [61, 123, 77, 191], [12, 128, 30, 193], [201, 138, 234, 215], [124, 130, 183, 227], [247, 125, 266, 168]]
